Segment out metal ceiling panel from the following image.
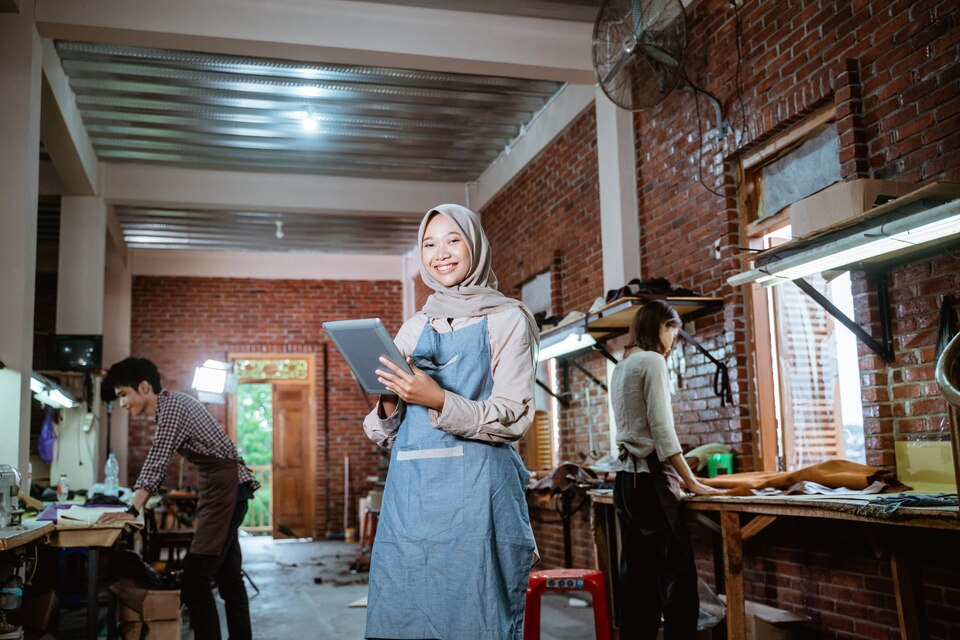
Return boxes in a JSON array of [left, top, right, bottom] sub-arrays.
[[114, 206, 421, 254], [55, 41, 565, 181]]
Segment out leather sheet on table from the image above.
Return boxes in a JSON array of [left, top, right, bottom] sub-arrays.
[[700, 459, 911, 496]]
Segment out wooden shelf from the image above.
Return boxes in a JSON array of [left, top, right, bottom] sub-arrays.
[[539, 295, 723, 349]]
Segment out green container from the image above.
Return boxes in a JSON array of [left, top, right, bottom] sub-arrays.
[[707, 453, 734, 478]]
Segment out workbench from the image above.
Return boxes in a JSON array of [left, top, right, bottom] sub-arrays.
[[589, 490, 960, 640], [0, 520, 55, 551]]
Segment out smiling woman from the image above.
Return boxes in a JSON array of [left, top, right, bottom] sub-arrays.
[[362, 204, 541, 640]]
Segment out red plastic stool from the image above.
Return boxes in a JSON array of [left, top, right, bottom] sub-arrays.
[[523, 568, 611, 640]]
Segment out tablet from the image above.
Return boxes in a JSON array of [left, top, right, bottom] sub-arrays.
[[322, 318, 412, 395]]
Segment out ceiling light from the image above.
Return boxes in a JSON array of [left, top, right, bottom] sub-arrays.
[[301, 114, 319, 132], [275, 220, 285, 239], [297, 85, 322, 98]]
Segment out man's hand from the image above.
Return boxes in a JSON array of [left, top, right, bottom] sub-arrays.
[[97, 511, 136, 524], [376, 357, 445, 412]]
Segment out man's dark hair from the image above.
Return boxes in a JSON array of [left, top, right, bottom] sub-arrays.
[[104, 357, 163, 399], [627, 299, 681, 355]]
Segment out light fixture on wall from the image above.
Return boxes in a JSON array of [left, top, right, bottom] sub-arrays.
[[30, 372, 80, 409], [730, 197, 960, 287], [537, 332, 597, 362], [191, 359, 237, 404]]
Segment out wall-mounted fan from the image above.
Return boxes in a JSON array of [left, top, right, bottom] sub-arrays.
[[592, 0, 687, 111], [592, 0, 726, 132]]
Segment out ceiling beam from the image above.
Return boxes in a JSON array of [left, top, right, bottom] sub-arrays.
[[35, 0, 595, 83], [132, 248, 403, 281], [102, 163, 466, 217], [39, 38, 99, 195]]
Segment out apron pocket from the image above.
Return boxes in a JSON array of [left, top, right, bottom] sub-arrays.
[[393, 445, 464, 539]]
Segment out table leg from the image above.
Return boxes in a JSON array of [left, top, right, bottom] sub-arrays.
[[720, 511, 745, 640], [890, 552, 926, 639], [86, 547, 99, 640]]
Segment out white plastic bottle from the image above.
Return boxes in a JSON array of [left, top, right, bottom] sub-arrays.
[[104, 452, 120, 497], [56, 472, 70, 502]]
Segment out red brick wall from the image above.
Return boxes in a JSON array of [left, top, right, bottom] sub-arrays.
[[481, 105, 607, 569], [482, 0, 960, 637], [128, 276, 402, 536]]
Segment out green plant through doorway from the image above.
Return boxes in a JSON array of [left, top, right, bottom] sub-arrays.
[[237, 383, 272, 533]]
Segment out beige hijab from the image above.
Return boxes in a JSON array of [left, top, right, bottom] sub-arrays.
[[419, 204, 539, 342]]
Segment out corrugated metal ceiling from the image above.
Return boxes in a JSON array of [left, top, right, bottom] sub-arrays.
[[114, 206, 421, 254], [56, 41, 564, 182]]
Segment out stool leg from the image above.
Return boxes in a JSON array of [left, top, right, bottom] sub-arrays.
[[587, 576, 612, 640], [523, 580, 547, 640]]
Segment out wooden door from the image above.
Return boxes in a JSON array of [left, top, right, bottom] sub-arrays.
[[272, 383, 314, 538]]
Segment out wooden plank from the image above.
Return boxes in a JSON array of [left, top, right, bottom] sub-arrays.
[[890, 553, 926, 640], [741, 515, 777, 542], [720, 511, 746, 640]]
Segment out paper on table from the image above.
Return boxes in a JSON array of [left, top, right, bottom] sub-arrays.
[[57, 505, 128, 524]]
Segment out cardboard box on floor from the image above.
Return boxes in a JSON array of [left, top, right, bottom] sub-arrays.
[[787, 179, 916, 238], [718, 595, 811, 640], [109, 579, 180, 621], [109, 579, 181, 639]]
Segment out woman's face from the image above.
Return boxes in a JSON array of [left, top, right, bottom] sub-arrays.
[[421, 214, 471, 287], [659, 321, 680, 355]]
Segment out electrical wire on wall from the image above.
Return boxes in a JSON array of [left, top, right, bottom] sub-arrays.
[[732, 1, 751, 147], [685, 76, 727, 199]]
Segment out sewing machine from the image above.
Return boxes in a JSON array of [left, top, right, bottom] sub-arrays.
[[0, 466, 23, 529]]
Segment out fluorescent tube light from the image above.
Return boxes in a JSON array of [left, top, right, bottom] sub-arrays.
[[30, 372, 81, 409], [537, 333, 597, 362], [730, 199, 960, 287]]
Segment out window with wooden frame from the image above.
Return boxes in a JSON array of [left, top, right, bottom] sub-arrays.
[[520, 271, 558, 472], [741, 106, 866, 472]]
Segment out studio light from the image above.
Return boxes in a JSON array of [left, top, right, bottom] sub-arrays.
[[191, 359, 236, 404]]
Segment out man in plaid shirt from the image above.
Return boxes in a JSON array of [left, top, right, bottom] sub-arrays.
[[99, 357, 258, 640]]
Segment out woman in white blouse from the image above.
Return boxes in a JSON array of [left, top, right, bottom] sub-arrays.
[[610, 300, 725, 640]]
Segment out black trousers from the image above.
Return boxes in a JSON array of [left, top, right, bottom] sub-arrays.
[[614, 470, 699, 640], [181, 485, 252, 640]]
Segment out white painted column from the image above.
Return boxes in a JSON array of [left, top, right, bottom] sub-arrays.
[[595, 87, 641, 292], [52, 196, 108, 488], [102, 234, 132, 483], [0, 7, 42, 478], [595, 87, 642, 454], [401, 250, 419, 321]]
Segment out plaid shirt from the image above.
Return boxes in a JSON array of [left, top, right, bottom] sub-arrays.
[[135, 390, 259, 495]]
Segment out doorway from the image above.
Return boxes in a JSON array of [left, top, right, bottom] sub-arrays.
[[228, 354, 317, 539]]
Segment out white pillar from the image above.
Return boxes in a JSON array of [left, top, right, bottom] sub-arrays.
[[57, 196, 107, 334], [52, 195, 108, 488], [595, 87, 641, 454], [595, 87, 641, 292], [102, 233, 132, 483], [0, 7, 42, 478]]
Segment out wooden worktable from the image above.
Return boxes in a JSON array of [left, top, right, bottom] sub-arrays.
[[589, 490, 959, 640]]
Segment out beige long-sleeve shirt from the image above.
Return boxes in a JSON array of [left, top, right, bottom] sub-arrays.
[[362, 308, 537, 448], [610, 349, 683, 473]]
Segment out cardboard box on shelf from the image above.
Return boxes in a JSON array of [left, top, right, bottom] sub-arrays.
[[788, 179, 916, 238]]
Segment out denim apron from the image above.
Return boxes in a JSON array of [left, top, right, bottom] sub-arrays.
[[365, 318, 536, 640]]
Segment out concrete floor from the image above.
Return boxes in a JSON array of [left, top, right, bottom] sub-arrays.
[[183, 536, 598, 639]]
